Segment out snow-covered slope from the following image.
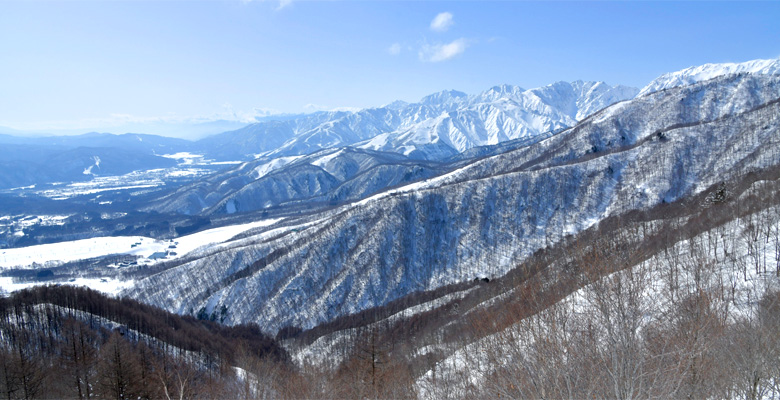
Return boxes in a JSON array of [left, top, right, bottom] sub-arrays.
[[124, 73, 780, 334], [638, 58, 780, 96]]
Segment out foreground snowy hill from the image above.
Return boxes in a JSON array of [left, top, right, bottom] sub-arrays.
[[415, 176, 780, 399], [124, 72, 780, 334]]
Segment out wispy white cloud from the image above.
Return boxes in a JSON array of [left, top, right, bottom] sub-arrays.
[[219, 103, 279, 122], [240, 0, 292, 11], [331, 106, 362, 113], [430, 12, 454, 32], [419, 38, 469, 63], [275, 0, 293, 10], [387, 43, 402, 56]]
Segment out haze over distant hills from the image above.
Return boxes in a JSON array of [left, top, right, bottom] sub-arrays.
[[0, 118, 252, 141]]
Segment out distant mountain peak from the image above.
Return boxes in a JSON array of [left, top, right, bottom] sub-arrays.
[[487, 83, 524, 93], [419, 89, 469, 105], [477, 84, 525, 102], [197, 80, 638, 161]]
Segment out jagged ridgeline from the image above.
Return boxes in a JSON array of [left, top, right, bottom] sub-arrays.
[[193, 81, 638, 161]]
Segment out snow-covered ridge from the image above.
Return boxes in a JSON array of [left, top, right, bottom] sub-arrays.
[[144, 146, 444, 215], [638, 58, 780, 96], [253, 155, 303, 179]]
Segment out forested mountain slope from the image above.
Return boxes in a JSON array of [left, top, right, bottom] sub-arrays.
[[415, 165, 780, 399]]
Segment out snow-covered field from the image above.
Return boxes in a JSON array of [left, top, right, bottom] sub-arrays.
[[0, 276, 134, 296], [34, 167, 212, 200], [0, 217, 282, 269], [0, 152, 241, 201], [161, 152, 242, 166]]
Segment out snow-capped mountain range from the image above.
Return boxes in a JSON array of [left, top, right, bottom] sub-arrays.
[[195, 81, 639, 161], [3, 58, 778, 198], [142, 80, 636, 215], [193, 57, 780, 162]]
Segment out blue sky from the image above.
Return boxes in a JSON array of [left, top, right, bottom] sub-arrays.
[[1, 1, 779, 137]]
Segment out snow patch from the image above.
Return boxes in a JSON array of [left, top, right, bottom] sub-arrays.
[[253, 156, 303, 179]]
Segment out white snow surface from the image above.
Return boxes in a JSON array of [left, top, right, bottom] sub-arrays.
[[170, 218, 282, 256], [0, 277, 134, 296], [309, 149, 345, 169], [253, 155, 304, 179]]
